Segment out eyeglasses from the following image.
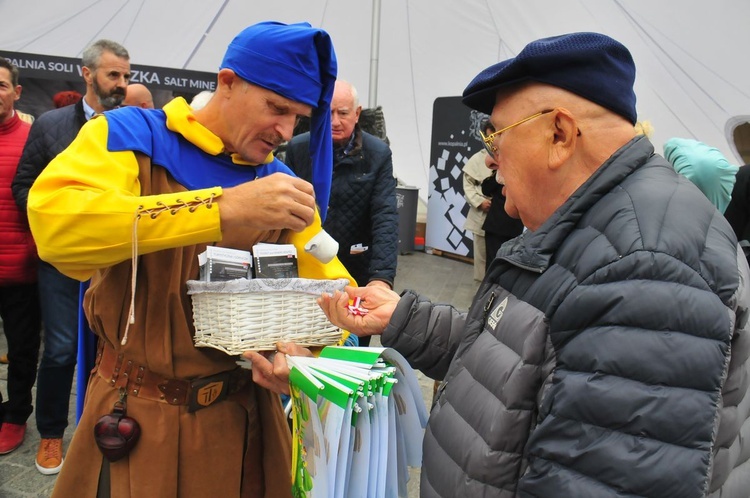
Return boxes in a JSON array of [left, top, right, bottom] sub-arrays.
[[480, 109, 554, 157]]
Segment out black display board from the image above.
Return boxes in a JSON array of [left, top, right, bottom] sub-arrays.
[[425, 96, 488, 257]]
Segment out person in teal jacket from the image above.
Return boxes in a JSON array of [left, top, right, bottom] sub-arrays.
[[664, 137, 738, 213]]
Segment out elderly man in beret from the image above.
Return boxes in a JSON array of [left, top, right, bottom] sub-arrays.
[[320, 32, 750, 497], [26, 21, 349, 498]]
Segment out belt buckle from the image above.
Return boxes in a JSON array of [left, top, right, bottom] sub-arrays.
[[187, 372, 231, 413]]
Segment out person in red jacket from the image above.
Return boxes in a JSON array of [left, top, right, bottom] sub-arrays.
[[0, 57, 42, 456]]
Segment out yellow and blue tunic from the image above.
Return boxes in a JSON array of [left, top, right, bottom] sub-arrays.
[[29, 98, 349, 498]]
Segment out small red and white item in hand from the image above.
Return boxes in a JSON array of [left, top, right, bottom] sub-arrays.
[[347, 296, 369, 316]]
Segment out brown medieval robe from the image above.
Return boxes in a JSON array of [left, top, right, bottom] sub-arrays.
[[51, 158, 293, 498]]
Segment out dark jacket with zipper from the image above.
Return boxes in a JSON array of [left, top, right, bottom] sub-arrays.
[[382, 136, 750, 497], [12, 100, 87, 212]]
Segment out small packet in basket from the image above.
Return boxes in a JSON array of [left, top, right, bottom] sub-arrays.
[[252, 243, 298, 279], [198, 246, 252, 282]]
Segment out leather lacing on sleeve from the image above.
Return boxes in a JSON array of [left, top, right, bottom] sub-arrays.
[[121, 195, 216, 345]]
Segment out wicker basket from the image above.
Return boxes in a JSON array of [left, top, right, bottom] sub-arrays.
[[187, 278, 349, 354]]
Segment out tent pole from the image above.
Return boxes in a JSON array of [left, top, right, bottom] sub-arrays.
[[368, 0, 382, 108]]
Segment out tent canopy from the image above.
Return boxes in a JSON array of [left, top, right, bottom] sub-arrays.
[[2, 0, 747, 200]]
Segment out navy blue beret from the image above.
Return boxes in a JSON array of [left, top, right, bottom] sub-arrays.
[[462, 32, 637, 124]]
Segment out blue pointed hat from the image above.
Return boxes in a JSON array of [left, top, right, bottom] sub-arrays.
[[220, 21, 338, 220]]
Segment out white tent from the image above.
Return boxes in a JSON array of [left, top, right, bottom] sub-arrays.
[[2, 0, 748, 202]]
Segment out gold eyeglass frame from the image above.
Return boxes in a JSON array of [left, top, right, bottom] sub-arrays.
[[479, 109, 554, 157]]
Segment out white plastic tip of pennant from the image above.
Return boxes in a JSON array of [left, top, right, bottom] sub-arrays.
[[304, 230, 339, 263], [236, 358, 253, 369]]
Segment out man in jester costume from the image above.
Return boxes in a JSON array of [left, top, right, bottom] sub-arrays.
[[26, 21, 350, 498]]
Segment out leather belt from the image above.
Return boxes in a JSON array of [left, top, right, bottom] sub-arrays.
[[95, 342, 250, 413]]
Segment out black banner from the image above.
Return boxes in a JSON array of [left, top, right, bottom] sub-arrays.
[[425, 96, 489, 257], [0, 50, 216, 93]]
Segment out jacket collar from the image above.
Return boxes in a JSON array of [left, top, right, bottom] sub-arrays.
[[502, 135, 655, 272], [0, 109, 21, 134], [335, 125, 363, 162], [73, 100, 87, 128]]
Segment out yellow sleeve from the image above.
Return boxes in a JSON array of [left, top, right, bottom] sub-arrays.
[[287, 211, 358, 347], [27, 116, 223, 281], [287, 210, 356, 287]]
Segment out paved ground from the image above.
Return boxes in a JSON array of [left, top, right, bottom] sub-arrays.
[[0, 250, 478, 497]]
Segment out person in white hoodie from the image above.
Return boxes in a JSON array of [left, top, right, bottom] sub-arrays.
[[461, 118, 493, 281]]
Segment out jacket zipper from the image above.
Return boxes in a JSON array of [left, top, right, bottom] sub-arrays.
[[437, 290, 497, 407], [483, 291, 496, 322]]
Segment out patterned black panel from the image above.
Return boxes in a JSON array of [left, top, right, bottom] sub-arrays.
[[426, 97, 488, 257]]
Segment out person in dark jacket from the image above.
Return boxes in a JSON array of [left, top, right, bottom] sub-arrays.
[[480, 121, 524, 271], [11, 39, 131, 475], [724, 164, 750, 241], [318, 32, 750, 497], [284, 79, 398, 346]]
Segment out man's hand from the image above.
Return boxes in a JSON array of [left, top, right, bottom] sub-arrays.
[[219, 173, 316, 239], [243, 341, 313, 395], [479, 199, 492, 213], [317, 285, 400, 339]]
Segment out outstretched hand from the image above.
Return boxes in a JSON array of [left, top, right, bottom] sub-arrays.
[[243, 341, 313, 395], [317, 285, 400, 339]]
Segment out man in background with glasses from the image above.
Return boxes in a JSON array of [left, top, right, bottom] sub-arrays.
[[320, 32, 750, 497]]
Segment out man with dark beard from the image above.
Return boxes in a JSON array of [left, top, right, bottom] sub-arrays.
[[11, 39, 130, 475]]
